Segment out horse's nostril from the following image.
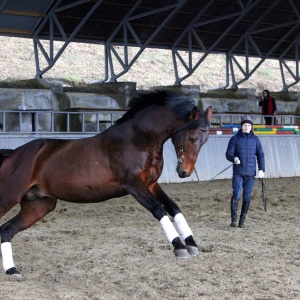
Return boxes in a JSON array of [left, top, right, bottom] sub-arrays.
[[181, 171, 188, 178]]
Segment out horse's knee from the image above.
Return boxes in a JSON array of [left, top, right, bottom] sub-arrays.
[[21, 197, 57, 219], [164, 203, 181, 218], [151, 202, 167, 220], [1, 221, 18, 243]]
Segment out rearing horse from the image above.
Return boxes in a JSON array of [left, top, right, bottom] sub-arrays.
[[0, 90, 212, 277]]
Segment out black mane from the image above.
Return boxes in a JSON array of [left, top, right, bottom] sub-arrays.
[[116, 90, 209, 126]]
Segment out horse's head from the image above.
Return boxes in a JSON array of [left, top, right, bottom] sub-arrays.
[[171, 105, 212, 178], [116, 90, 212, 178]]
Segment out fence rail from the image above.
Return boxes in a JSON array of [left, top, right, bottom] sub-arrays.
[[0, 110, 299, 134], [0, 110, 125, 134], [210, 113, 300, 127]]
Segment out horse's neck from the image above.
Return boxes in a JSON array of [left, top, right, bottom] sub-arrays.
[[134, 115, 174, 143], [111, 114, 174, 146], [136, 107, 175, 136]]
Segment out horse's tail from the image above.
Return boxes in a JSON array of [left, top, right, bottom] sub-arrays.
[[0, 149, 14, 167]]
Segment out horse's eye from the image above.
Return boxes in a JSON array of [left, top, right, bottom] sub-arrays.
[[189, 136, 197, 143]]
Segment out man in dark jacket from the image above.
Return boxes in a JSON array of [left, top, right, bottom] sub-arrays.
[[226, 115, 265, 228]]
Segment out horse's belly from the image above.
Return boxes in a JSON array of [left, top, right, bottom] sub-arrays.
[[38, 175, 127, 203], [55, 184, 127, 203]]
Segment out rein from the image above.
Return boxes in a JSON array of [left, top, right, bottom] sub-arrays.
[[198, 164, 267, 211], [204, 163, 234, 182]]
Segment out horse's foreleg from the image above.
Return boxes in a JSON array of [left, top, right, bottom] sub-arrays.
[[0, 197, 57, 277], [125, 182, 190, 258], [173, 214, 199, 256], [159, 215, 190, 258], [151, 183, 200, 256]]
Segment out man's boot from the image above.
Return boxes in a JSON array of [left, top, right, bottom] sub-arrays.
[[230, 197, 238, 227], [238, 201, 250, 228]]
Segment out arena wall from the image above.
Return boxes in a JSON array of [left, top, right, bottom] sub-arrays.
[[1, 134, 299, 182]]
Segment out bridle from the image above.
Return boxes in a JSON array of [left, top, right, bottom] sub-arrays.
[[172, 121, 208, 169]]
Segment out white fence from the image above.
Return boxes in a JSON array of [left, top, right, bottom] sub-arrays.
[[0, 134, 299, 183], [1, 110, 299, 134], [161, 136, 300, 182]]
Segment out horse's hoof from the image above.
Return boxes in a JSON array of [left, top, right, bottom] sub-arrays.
[[8, 273, 23, 281], [186, 245, 199, 256], [174, 248, 190, 258]]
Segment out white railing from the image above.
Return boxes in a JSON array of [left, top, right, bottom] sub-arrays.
[[0, 109, 125, 134], [0, 110, 299, 134], [210, 113, 300, 127]]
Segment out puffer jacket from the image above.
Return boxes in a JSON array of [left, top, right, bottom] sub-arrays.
[[226, 130, 265, 177]]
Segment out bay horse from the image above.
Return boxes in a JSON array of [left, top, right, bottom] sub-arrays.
[[0, 90, 212, 277]]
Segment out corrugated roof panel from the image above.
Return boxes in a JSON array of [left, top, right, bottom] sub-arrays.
[[0, 0, 299, 60], [0, 15, 39, 32], [1, 0, 52, 14]]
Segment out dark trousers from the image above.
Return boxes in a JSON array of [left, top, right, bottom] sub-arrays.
[[231, 175, 254, 226], [232, 175, 254, 202], [264, 116, 275, 125]]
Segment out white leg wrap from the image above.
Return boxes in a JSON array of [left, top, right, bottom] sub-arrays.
[[174, 213, 193, 240], [160, 216, 179, 243], [1, 242, 15, 272]]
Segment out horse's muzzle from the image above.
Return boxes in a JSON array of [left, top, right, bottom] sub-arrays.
[[178, 170, 188, 178], [176, 161, 189, 178]]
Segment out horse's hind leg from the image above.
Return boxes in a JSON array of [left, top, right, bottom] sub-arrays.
[[1, 197, 57, 276], [151, 183, 200, 256]]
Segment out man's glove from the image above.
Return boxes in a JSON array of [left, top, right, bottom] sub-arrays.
[[258, 170, 264, 178], [234, 157, 240, 165]]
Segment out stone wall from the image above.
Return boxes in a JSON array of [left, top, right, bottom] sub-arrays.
[[0, 80, 137, 131], [201, 88, 300, 115]]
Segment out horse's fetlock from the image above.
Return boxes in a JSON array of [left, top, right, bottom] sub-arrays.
[[173, 235, 190, 258], [5, 267, 20, 276], [185, 235, 200, 256], [185, 235, 197, 247], [172, 236, 186, 250]]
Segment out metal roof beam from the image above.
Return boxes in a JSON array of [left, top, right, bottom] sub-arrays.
[[33, 0, 103, 78], [279, 36, 300, 90], [227, 0, 281, 88], [230, 23, 299, 89], [101, 0, 188, 82], [171, 0, 262, 85]]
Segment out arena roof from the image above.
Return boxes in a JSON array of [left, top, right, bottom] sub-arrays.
[[0, 0, 299, 89]]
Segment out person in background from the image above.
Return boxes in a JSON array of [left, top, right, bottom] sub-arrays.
[[259, 90, 277, 125], [226, 115, 265, 228]]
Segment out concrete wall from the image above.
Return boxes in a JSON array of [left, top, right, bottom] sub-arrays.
[[200, 88, 300, 115], [1, 134, 299, 183], [0, 80, 299, 116], [0, 86, 52, 131], [0, 80, 137, 132]]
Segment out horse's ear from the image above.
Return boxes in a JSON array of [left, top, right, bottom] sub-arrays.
[[189, 108, 200, 121], [189, 106, 212, 121], [205, 106, 213, 122]]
